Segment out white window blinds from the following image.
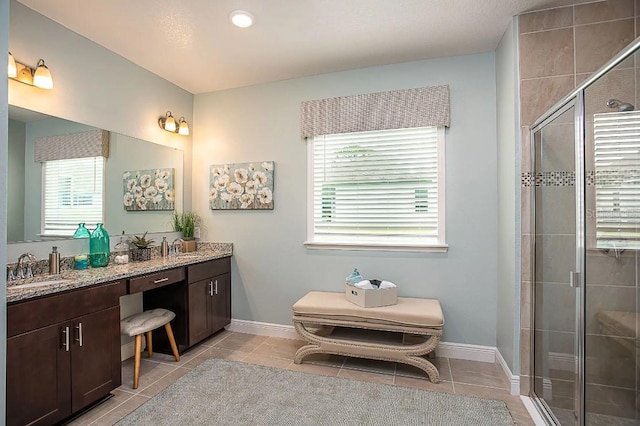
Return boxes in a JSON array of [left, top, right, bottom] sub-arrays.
[[42, 157, 105, 237], [309, 126, 445, 248], [594, 111, 640, 249]]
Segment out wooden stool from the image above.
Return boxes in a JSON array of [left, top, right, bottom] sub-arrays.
[[120, 308, 180, 389]]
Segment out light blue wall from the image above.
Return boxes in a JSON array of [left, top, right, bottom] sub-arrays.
[[495, 18, 520, 374], [7, 118, 25, 241], [1, 0, 9, 420], [193, 53, 499, 345]]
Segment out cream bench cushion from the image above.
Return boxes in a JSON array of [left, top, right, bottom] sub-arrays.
[[293, 291, 444, 329]]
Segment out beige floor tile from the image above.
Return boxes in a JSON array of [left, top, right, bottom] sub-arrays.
[[119, 358, 178, 393], [449, 358, 509, 389], [395, 357, 452, 381], [287, 361, 341, 377], [342, 356, 397, 375], [338, 367, 395, 385], [138, 367, 191, 398], [181, 347, 247, 369], [65, 389, 135, 425], [213, 332, 269, 352], [241, 353, 294, 369], [198, 329, 233, 347], [394, 375, 455, 394], [251, 336, 306, 359], [454, 382, 513, 400], [91, 395, 150, 425], [302, 353, 346, 367]]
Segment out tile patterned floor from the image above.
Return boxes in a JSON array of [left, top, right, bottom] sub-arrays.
[[66, 331, 535, 425]]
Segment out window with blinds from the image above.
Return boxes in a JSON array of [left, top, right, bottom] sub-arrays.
[[307, 126, 445, 249], [42, 157, 105, 237], [594, 111, 640, 249]]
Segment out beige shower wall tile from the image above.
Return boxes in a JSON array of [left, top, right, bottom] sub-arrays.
[[520, 280, 532, 330], [586, 383, 638, 419], [520, 374, 531, 395], [585, 250, 636, 286], [521, 75, 575, 126], [585, 285, 637, 334], [521, 126, 532, 173], [575, 19, 635, 73], [521, 234, 532, 282], [520, 328, 531, 376], [521, 185, 532, 235], [575, 0, 634, 25], [519, 7, 573, 34], [584, 68, 635, 117], [520, 28, 574, 79], [534, 282, 576, 332]]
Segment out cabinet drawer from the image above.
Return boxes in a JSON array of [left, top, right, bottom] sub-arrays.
[[8, 280, 125, 337], [188, 257, 231, 284], [128, 267, 185, 294]]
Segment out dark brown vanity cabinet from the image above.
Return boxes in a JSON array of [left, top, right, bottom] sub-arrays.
[[142, 257, 232, 353], [6, 281, 124, 426], [187, 257, 231, 346]]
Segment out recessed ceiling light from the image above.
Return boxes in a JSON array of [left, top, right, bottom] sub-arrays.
[[230, 10, 254, 28]]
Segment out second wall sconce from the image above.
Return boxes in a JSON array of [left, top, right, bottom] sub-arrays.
[[8, 52, 54, 89], [159, 111, 189, 136]]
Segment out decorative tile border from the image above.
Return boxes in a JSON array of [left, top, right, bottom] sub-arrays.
[[523, 170, 640, 187]]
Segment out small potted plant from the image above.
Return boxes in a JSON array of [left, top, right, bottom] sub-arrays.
[[130, 232, 155, 261], [170, 211, 201, 253]]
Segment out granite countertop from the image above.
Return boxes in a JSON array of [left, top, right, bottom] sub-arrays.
[[6, 243, 233, 303]]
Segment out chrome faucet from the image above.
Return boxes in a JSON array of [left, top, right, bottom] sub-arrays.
[[15, 253, 37, 279], [170, 238, 184, 256]]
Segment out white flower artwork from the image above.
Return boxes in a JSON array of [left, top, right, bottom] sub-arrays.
[[210, 161, 274, 210], [123, 168, 175, 211]]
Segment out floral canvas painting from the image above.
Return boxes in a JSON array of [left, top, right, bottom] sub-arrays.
[[210, 161, 274, 210], [123, 168, 175, 211]]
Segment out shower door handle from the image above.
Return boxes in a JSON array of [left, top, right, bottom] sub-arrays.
[[569, 271, 580, 288]]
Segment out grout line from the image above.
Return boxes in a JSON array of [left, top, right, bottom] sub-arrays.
[[448, 358, 456, 393]]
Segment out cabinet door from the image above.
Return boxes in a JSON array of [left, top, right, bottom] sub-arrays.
[[188, 278, 213, 344], [70, 307, 121, 412], [6, 323, 71, 426], [211, 273, 231, 332]]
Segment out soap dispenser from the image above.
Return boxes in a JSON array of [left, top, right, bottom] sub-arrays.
[[49, 246, 60, 275], [161, 237, 169, 258]]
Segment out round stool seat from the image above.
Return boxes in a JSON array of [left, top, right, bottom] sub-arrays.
[[121, 308, 176, 337]]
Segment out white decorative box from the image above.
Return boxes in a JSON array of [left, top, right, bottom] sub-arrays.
[[344, 284, 397, 308]]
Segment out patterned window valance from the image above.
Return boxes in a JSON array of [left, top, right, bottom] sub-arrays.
[[300, 85, 450, 138], [34, 129, 110, 162]]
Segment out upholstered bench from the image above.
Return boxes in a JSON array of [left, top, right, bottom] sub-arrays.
[[292, 291, 444, 383]]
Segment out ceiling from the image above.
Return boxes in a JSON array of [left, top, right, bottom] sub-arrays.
[[18, 0, 593, 94]]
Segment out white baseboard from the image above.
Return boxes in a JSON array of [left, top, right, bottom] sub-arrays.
[[225, 318, 517, 391], [496, 349, 521, 396]]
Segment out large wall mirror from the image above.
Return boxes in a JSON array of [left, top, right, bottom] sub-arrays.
[[7, 105, 184, 243]]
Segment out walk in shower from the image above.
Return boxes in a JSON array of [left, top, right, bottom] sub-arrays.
[[530, 38, 640, 425]]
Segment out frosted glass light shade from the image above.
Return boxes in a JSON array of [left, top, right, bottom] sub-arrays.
[[33, 59, 53, 89], [8, 52, 17, 78], [178, 117, 189, 135], [164, 113, 176, 132]]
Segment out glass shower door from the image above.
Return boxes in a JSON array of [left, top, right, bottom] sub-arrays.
[[533, 102, 580, 425]]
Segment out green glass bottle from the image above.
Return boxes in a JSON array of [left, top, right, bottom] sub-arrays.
[[73, 223, 91, 238], [90, 223, 110, 267]]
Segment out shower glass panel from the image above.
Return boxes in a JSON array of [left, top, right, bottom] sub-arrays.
[[583, 59, 639, 425], [533, 103, 578, 425]]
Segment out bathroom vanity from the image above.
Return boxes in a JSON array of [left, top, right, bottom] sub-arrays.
[[5, 245, 232, 426]]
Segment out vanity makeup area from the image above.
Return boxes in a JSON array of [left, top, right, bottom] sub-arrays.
[[5, 107, 232, 426]]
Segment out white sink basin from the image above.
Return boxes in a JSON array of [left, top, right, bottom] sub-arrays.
[[10, 279, 70, 289]]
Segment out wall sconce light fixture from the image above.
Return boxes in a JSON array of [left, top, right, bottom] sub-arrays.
[[159, 111, 189, 136], [8, 53, 53, 89]]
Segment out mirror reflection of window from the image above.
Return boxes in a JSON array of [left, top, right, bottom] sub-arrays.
[[42, 157, 105, 237], [593, 110, 640, 249]]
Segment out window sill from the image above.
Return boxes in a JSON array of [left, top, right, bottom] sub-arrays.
[[303, 241, 448, 253]]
